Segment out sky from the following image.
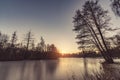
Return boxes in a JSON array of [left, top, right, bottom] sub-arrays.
[[0, 0, 119, 54]]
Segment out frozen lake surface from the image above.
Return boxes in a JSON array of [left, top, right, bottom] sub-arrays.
[[0, 58, 120, 80]]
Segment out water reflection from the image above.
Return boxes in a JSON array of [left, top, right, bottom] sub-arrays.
[[83, 58, 88, 80], [99, 63, 120, 80], [0, 60, 59, 80], [0, 58, 119, 80]]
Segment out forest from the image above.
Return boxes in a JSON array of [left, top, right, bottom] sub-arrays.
[[0, 31, 60, 60]]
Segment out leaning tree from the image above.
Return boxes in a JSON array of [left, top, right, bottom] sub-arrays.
[[73, 0, 114, 63], [24, 31, 34, 50]]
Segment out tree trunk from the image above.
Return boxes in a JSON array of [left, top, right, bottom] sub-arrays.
[[89, 3, 114, 63]]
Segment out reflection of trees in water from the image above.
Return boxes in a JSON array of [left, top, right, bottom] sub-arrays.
[[32, 60, 59, 80], [83, 58, 88, 80], [1, 59, 120, 80], [46, 60, 59, 80], [0, 60, 59, 80], [0, 61, 30, 80], [46, 60, 59, 74], [33, 61, 43, 80], [100, 63, 120, 80], [82, 62, 120, 80], [0, 62, 10, 80]]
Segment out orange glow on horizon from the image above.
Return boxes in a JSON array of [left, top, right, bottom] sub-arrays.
[[59, 48, 79, 54], [56, 42, 79, 54], [60, 49, 69, 54]]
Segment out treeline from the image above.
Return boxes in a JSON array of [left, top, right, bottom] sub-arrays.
[[0, 31, 60, 61], [63, 46, 120, 58], [62, 51, 101, 58]]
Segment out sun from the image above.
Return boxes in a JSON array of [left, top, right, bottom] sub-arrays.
[[60, 49, 69, 54], [58, 45, 79, 54]]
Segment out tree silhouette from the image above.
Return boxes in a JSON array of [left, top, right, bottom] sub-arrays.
[[0, 33, 9, 48], [0, 30, 60, 60], [31, 40, 35, 50], [40, 37, 45, 52], [49, 44, 58, 53], [37, 37, 46, 52], [11, 31, 17, 48], [73, 0, 114, 63], [46, 44, 50, 52], [24, 31, 34, 50]]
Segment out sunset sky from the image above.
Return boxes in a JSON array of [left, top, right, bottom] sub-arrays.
[[0, 0, 120, 53]]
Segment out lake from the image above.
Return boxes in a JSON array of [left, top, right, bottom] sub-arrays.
[[0, 58, 120, 80]]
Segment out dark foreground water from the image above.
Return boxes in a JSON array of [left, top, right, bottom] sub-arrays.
[[0, 58, 120, 80]]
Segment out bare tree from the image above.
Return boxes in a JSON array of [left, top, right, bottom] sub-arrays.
[[73, 0, 114, 63], [11, 31, 17, 48], [24, 31, 34, 50]]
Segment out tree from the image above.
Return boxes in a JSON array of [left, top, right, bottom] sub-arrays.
[[73, 0, 114, 63], [110, 0, 120, 16], [36, 37, 46, 52], [49, 44, 58, 53], [11, 31, 17, 48], [46, 44, 50, 52], [24, 31, 34, 50], [0, 33, 9, 48], [31, 40, 35, 50], [40, 37, 46, 52]]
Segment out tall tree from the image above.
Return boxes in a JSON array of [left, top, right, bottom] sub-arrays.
[[40, 37, 46, 52], [24, 31, 34, 50], [11, 31, 17, 48], [36, 37, 46, 52], [73, 0, 114, 63]]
